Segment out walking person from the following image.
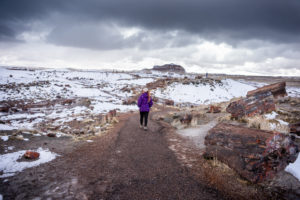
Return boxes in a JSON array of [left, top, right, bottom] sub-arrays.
[[137, 88, 153, 131]]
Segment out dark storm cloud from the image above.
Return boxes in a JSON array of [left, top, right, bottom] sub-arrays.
[[1, 0, 300, 47]]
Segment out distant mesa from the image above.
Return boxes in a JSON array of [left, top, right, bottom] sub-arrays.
[[152, 64, 185, 73]]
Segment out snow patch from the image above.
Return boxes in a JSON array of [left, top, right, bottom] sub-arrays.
[[0, 124, 17, 131], [86, 140, 93, 143], [154, 79, 256, 105], [265, 111, 278, 120], [285, 154, 300, 181], [1, 136, 9, 141], [0, 148, 58, 178]]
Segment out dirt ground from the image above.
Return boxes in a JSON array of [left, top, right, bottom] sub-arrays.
[[0, 112, 226, 200]]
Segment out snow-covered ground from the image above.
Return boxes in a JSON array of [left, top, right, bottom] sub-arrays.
[[154, 79, 256, 105], [285, 154, 300, 181], [0, 148, 58, 178], [1, 67, 300, 131]]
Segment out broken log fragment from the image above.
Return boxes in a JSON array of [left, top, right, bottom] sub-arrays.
[[204, 123, 299, 183], [226, 95, 275, 119], [24, 151, 40, 159], [247, 82, 287, 98], [227, 82, 287, 119]]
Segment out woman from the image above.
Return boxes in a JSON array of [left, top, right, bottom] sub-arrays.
[[137, 88, 153, 130]]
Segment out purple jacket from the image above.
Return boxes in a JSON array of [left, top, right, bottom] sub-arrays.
[[138, 92, 153, 112]]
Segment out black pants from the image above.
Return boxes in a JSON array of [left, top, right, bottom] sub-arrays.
[[140, 111, 149, 127]]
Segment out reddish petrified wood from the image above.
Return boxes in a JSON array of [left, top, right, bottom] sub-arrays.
[[24, 151, 40, 159], [226, 94, 275, 119], [247, 82, 287, 98], [207, 105, 221, 113], [47, 133, 56, 137], [290, 122, 300, 136], [204, 123, 299, 183]]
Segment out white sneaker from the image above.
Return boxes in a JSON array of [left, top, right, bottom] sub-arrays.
[[139, 125, 143, 129], [144, 126, 148, 131]]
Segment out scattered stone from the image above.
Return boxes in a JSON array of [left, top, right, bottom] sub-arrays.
[[0, 105, 9, 112], [47, 133, 56, 137], [122, 98, 136, 105], [62, 99, 73, 105], [24, 151, 40, 159], [165, 99, 174, 106], [76, 98, 91, 107], [204, 123, 299, 183], [207, 105, 221, 113]]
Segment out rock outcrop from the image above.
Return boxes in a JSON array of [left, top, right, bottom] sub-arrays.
[[152, 64, 185, 73], [204, 123, 299, 183]]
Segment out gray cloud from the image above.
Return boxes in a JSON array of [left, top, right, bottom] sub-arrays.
[[1, 0, 300, 47]]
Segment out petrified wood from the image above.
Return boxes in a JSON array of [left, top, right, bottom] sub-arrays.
[[204, 123, 299, 183]]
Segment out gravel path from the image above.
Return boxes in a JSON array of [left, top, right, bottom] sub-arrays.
[[0, 113, 224, 199]]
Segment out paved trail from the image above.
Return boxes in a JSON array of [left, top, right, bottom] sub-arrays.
[[1, 113, 224, 199]]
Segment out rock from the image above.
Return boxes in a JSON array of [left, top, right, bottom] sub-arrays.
[[165, 99, 174, 106], [152, 64, 185, 73], [0, 105, 9, 112], [247, 82, 287, 98], [122, 98, 136, 105], [290, 122, 300, 136], [76, 98, 91, 107], [204, 123, 299, 183], [47, 133, 56, 137], [24, 151, 40, 159], [207, 105, 221, 113], [226, 94, 275, 119], [62, 99, 73, 105], [121, 86, 131, 93], [180, 114, 193, 125], [108, 109, 117, 118]]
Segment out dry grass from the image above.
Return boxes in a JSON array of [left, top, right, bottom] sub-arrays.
[[245, 114, 289, 133]]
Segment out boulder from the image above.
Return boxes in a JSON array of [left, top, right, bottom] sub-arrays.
[[204, 123, 299, 183], [24, 151, 40, 159], [247, 82, 287, 98], [226, 93, 275, 119]]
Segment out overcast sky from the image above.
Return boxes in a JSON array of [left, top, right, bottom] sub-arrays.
[[0, 0, 300, 76]]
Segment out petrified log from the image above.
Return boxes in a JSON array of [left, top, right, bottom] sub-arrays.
[[290, 122, 300, 136], [226, 93, 275, 118], [247, 82, 287, 98], [204, 123, 299, 183]]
